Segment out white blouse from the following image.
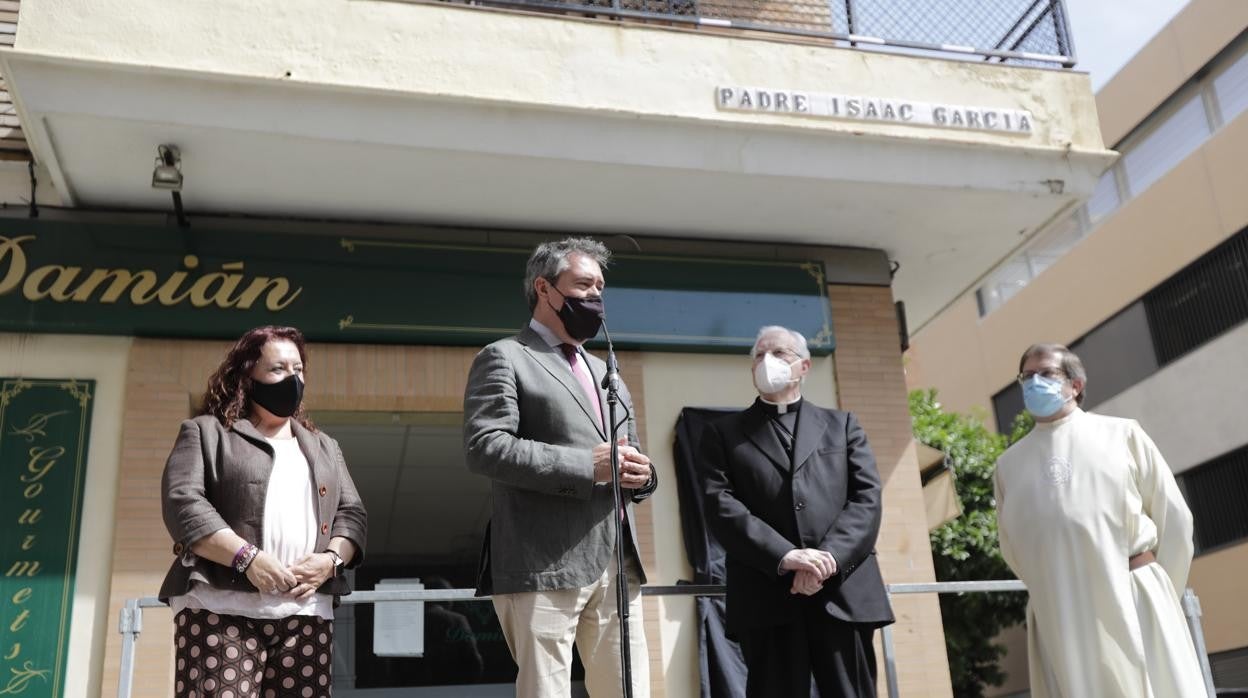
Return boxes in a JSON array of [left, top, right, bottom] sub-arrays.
[[170, 435, 333, 620]]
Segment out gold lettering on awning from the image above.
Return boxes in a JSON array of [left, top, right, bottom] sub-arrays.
[[0, 235, 303, 312]]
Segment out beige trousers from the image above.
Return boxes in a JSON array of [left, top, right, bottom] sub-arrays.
[[493, 556, 650, 698]]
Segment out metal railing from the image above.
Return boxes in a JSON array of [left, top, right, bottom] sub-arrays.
[[428, 0, 1076, 67], [117, 580, 1216, 697], [881, 581, 1217, 698]]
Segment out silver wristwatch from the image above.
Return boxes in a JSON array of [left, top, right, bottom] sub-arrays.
[[324, 549, 345, 576]]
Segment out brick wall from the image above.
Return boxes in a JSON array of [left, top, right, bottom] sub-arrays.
[[102, 338, 661, 697], [619, 355, 667, 698], [828, 284, 954, 698]]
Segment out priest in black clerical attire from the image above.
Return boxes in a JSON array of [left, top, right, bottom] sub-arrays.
[[696, 326, 895, 698]]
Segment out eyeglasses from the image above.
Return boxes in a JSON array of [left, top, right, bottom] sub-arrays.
[[757, 348, 800, 361], [1017, 368, 1066, 385]]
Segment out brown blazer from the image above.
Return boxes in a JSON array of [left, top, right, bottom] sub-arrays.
[[159, 414, 368, 602]]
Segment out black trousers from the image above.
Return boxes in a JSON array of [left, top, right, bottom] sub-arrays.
[[737, 614, 878, 698]]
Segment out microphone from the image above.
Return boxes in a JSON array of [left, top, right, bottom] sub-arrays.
[[600, 318, 620, 394], [595, 310, 633, 698]]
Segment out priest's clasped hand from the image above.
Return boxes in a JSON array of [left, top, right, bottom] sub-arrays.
[[792, 570, 826, 596], [780, 548, 838, 596]]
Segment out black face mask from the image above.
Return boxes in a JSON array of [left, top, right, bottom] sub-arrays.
[[250, 373, 305, 418], [549, 288, 605, 341]]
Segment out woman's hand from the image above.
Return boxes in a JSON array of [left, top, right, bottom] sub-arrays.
[[245, 550, 298, 595], [286, 553, 336, 600]]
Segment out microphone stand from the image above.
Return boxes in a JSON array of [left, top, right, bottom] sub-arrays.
[[599, 320, 634, 698]]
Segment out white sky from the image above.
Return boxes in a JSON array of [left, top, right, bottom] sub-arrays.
[[1063, 0, 1193, 91]]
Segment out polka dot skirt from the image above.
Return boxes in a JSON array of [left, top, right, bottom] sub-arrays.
[[174, 609, 333, 697]]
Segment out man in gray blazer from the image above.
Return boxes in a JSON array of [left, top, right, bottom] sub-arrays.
[[464, 236, 658, 697]]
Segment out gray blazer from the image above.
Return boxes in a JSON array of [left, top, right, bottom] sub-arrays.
[[159, 414, 368, 601], [463, 325, 657, 595]]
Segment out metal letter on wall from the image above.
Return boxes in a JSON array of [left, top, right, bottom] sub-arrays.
[[0, 378, 94, 697]]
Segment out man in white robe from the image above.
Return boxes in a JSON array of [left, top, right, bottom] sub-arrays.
[[994, 343, 1207, 698]]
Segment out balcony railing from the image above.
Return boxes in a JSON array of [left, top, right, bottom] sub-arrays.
[[117, 581, 1219, 697], [440, 0, 1077, 67]]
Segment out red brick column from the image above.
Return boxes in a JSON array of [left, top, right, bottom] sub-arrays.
[[829, 284, 953, 698]]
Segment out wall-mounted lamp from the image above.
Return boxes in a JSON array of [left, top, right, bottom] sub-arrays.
[[153, 144, 189, 227], [152, 144, 183, 191]]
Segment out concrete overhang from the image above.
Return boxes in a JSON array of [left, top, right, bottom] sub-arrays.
[[0, 9, 1115, 326]]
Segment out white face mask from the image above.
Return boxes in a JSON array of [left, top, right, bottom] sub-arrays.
[[753, 353, 800, 395]]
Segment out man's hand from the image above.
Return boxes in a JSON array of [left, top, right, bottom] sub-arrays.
[[593, 437, 653, 488], [791, 569, 824, 596], [780, 548, 838, 580]]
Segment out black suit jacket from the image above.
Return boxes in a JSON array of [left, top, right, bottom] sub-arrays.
[[697, 399, 894, 634]]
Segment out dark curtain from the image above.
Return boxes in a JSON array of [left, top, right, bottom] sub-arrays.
[[673, 407, 747, 698]]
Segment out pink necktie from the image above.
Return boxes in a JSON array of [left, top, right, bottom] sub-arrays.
[[559, 343, 604, 430]]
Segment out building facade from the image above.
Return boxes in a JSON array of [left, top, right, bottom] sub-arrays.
[[907, 0, 1248, 693], [0, 0, 1110, 695]]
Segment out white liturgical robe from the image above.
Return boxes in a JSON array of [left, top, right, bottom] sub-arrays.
[[994, 408, 1206, 698]]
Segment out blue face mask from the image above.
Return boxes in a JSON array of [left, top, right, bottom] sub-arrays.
[[1022, 375, 1071, 418]]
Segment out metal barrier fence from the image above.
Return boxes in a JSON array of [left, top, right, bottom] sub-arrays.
[[118, 580, 1216, 697], [425, 0, 1076, 67]]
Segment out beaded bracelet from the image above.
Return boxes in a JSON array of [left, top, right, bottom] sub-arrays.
[[236, 545, 259, 573], [231, 543, 249, 570], [233, 544, 259, 574]]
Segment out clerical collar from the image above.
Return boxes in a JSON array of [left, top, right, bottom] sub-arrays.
[[758, 396, 803, 415]]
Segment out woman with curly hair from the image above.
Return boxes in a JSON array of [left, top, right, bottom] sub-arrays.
[[159, 326, 367, 698]]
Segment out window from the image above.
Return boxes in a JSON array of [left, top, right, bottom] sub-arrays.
[[1177, 443, 1248, 554], [1085, 170, 1121, 223], [1210, 646, 1248, 692], [1024, 211, 1085, 275], [976, 211, 1087, 316], [975, 35, 1247, 318], [1065, 302, 1158, 408], [977, 257, 1033, 315], [1121, 95, 1211, 197], [1214, 45, 1248, 124], [989, 304, 1157, 430], [991, 381, 1023, 436], [990, 225, 1248, 433], [1144, 227, 1248, 364], [320, 414, 525, 693]]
